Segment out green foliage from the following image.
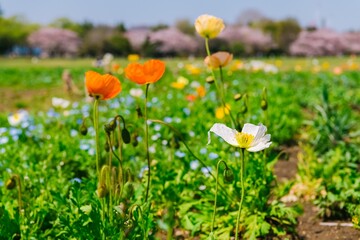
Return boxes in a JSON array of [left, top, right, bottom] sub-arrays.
[[258, 18, 301, 54], [175, 19, 196, 36], [0, 16, 39, 53]]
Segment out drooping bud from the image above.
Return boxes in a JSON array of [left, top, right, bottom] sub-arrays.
[[223, 167, 234, 183], [97, 166, 110, 198], [234, 93, 242, 101], [123, 182, 134, 199], [206, 76, 214, 84], [132, 133, 139, 147], [261, 87, 268, 111], [121, 128, 131, 144], [5, 177, 16, 190], [79, 121, 88, 136], [136, 106, 143, 118], [104, 119, 117, 133], [97, 184, 108, 198]]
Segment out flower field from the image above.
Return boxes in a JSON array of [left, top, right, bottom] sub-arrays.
[[1, 16, 360, 240]]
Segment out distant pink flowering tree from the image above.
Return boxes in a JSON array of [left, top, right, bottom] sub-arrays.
[[218, 26, 273, 54], [289, 29, 346, 56], [148, 27, 199, 56], [124, 27, 151, 51], [27, 27, 81, 57], [342, 32, 360, 54]]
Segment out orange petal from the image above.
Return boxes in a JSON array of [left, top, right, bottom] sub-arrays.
[[143, 59, 166, 84], [85, 71, 121, 100], [125, 63, 146, 84]]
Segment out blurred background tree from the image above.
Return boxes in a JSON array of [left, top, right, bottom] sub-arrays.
[[0, 16, 39, 54]]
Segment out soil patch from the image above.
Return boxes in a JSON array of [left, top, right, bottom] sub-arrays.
[[274, 145, 360, 240]]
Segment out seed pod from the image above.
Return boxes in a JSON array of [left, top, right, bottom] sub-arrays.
[[122, 128, 131, 144], [5, 177, 16, 190], [223, 167, 234, 183]]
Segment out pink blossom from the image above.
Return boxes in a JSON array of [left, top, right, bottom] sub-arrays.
[[27, 27, 81, 57]]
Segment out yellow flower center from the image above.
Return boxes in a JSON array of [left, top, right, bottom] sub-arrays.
[[235, 132, 254, 148], [13, 113, 20, 121]]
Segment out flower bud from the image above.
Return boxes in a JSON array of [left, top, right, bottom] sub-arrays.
[[261, 87, 268, 111], [234, 93, 242, 101], [261, 99, 268, 110], [136, 106, 143, 118], [223, 167, 234, 183], [122, 128, 131, 144], [104, 119, 117, 133], [132, 134, 139, 147], [79, 122, 88, 136], [5, 177, 16, 190], [123, 182, 134, 199], [206, 76, 214, 84], [97, 184, 108, 198], [239, 104, 247, 114]]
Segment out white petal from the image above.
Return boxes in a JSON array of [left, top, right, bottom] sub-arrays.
[[241, 123, 260, 137], [247, 141, 272, 152], [252, 124, 267, 144], [208, 123, 239, 147]]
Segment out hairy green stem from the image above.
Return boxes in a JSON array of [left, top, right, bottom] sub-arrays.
[[93, 98, 100, 177], [205, 38, 235, 128], [144, 84, 151, 202], [211, 160, 228, 233], [235, 148, 245, 239]]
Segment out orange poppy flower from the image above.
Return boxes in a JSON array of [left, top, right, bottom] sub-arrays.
[[124, 59, 166, 85], [85, 71, 122, 100]]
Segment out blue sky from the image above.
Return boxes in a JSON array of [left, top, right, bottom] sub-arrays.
[[1, 0, 359, 32]]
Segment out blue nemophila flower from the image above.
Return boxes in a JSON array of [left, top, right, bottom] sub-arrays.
[[208, 152, 219, 160], [190, 160, 200, 170], [201, 167, 212, 177], [175, 150, 186, 158], [208, 123, 272, 152], [0, 136, 9, 145]]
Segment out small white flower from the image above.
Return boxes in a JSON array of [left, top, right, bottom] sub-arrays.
[[208, 123, 272, 152], [129, 88, 143, 98], [8, 109, 29, 126], [52, 97, 70, 109]]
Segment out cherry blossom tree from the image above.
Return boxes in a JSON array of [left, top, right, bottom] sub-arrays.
[[218, 26, 273, 55], [27, 27, 81, 57], [289, 29, 346, 56]]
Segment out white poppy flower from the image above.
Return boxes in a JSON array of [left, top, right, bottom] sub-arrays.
[[208, 123, 272, 152]]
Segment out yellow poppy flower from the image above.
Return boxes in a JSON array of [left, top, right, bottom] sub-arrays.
[[195, 14, 225, 39]]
